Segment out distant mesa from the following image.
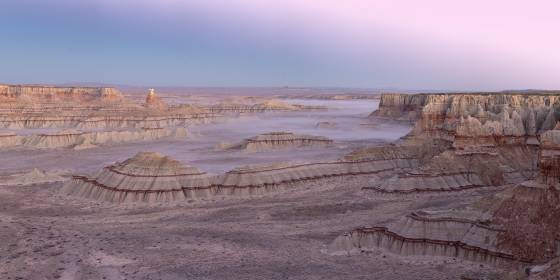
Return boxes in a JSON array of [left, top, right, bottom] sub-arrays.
[[315, 121, 337, 128], [0, 84, 124, 103], [206, 99, 325, 113], [0, 84, 218, 130], [221, 131, 333, 152]]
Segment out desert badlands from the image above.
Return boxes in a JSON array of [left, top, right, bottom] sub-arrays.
[[1, 84, 560, 280]]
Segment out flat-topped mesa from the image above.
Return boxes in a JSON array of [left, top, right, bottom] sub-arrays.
[[0, 84, 124, 103], [224, 132, 333, 152], [62, 152, 215, 203], [0, 85, 219, 129], [205, 99, 324, 113], [371, 92, 560, 148], [0, 127, 187, 149], [369, 93, 430, 122], [144, 88, 168, 110]]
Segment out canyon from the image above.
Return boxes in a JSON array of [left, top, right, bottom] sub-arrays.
[[1, 86, 559, 279]]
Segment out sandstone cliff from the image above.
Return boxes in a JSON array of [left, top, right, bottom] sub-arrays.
[[0, 84, 123, 103], [373, 92, 560, 147]]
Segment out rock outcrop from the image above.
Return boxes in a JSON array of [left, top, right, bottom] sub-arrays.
[[0, 168, 64, 186], [538, 128, 560, 185], [0, 127, 187, 150], [63, 146, 423, 203], [144, 89, 168, 110], [373, 92, 560, 146], [205, 100, 324, 113], [224, 132, 333, 152], [369, 93, 429, 122], [62, 152, 215, 203], [328, 92, 560, 267], [327, 211, 526, 265], [0, 84, 124, 103], [0, 85, 218, 130]]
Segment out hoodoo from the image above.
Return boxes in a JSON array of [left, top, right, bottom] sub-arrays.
[[145, 88, 168, 110], [225, 131, 333, 152], [62, 152, 214, 203]]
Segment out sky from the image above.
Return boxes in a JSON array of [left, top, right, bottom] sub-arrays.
[[1, 0, 559, 90]]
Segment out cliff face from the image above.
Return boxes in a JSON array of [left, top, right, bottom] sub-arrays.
[[538, 128, 560, 184], [373, 93, 560, 148], [369, 94, 429, 122], [331, 92, 560, 266], [0, 84, 124, 103]]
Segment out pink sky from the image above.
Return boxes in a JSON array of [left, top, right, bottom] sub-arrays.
[[3, 0, 559, 89]]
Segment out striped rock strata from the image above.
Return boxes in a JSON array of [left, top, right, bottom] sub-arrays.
[[224, 132, 333, 152], [0, 84, 124, 103], [327, 211, 525, 265], [63, 147, 420, 203], [331, 156, 559, 266], [205, 100, 325, 113], [0, 86, 219, 129], [537, 128, 560, 185], [375, 92, 560, 146], [0, 127, 187, 150], [62, 152, 215, 203]]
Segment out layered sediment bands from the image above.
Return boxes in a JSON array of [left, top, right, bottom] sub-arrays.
[[369, 93, 430, 122], [0, 85, 219, 129], [538, 129, 560, 184], [0, 132, 24, 147], [363, 146, 538, 195], [0, 112, 218, 129], [329, 221, 531, 265], [372, 92, 560, 146], [0, 84, 124, 102], [328, 212, 532, 265], [334, 183, 556, 265], [0, 127, 187, 149], [62, 152, 215, 203], [0, 168, 64, 186], [225, 132, 333, 151], [364, 172, 484, 194], [205, 100, 324, 113], [63, 147, 421, 203]]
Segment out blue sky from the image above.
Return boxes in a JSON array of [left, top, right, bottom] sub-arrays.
[[1, 0, 559, 90]]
